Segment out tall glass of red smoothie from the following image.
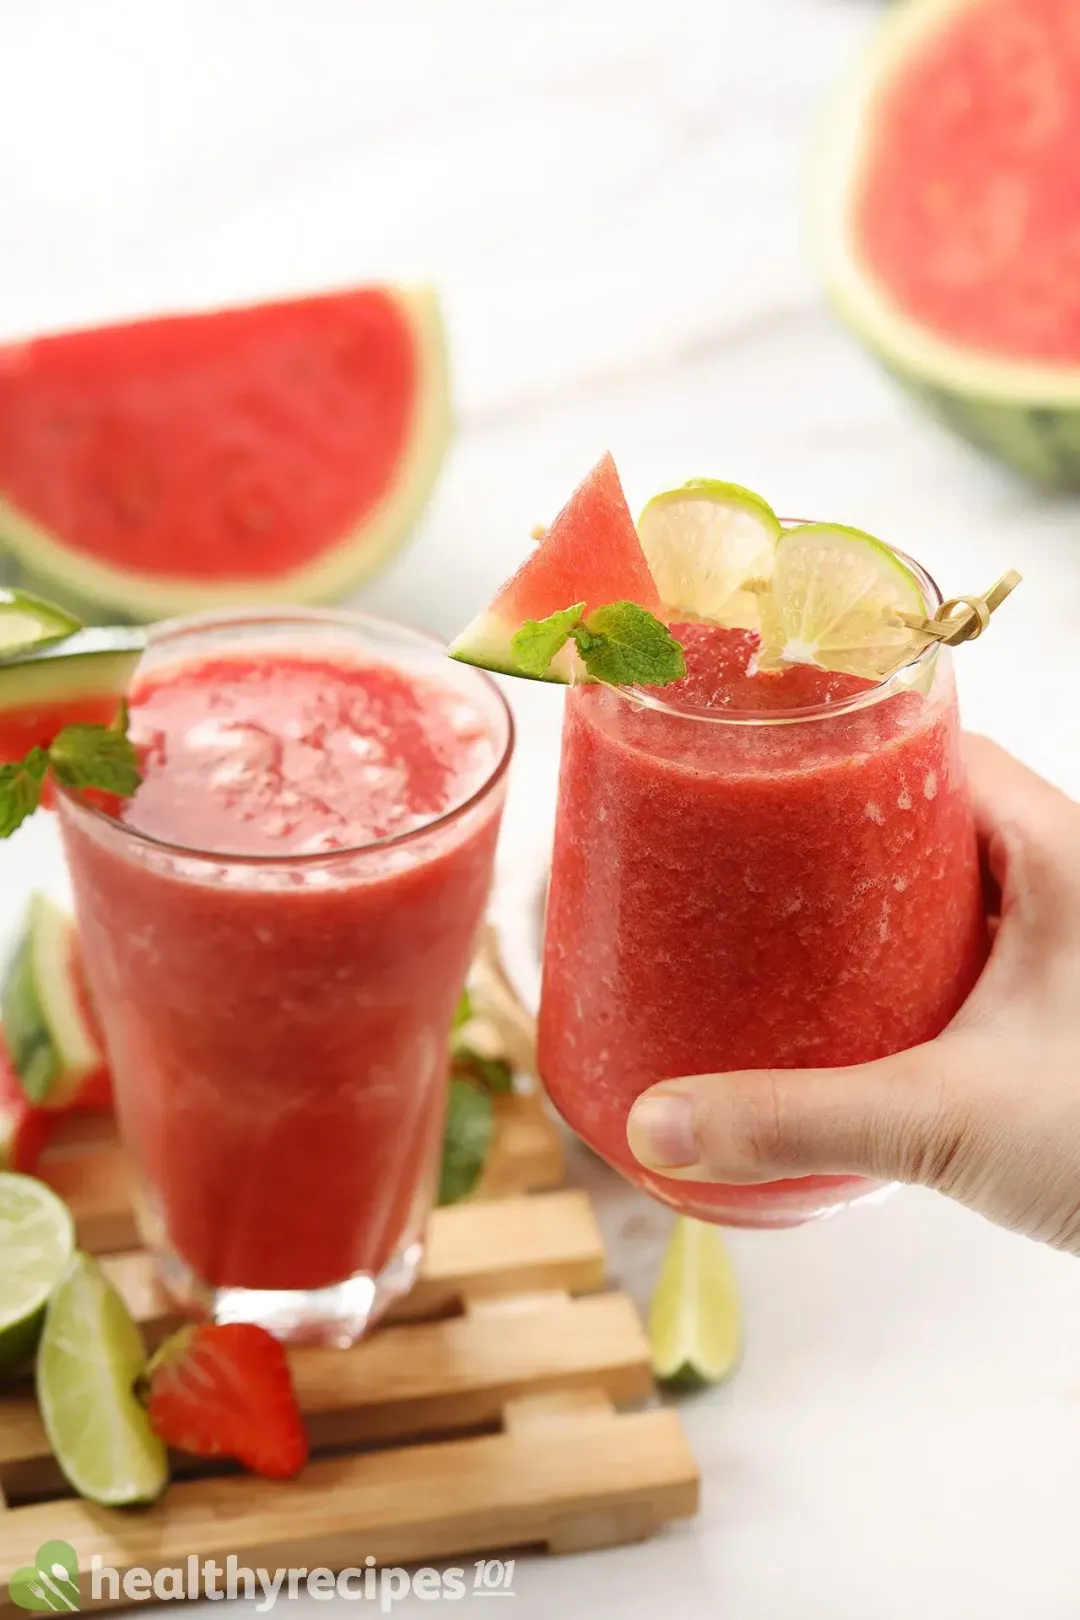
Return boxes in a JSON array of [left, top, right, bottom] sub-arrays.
[[57, 609, 512, 1344], [539, 551, 986, 1227]]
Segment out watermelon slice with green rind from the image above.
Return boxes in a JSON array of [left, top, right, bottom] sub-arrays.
[[1, 894, 106, 1110], [450, 453, 665, 683], [814, 0, 1080, 489], [0, 285, 450, 619], [0, 626, 145, 766]]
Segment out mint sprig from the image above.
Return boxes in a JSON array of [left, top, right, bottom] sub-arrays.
[[511, 600, 686, 686], [0, 714, 141, 838], [438, 1077, 495, 1205], [0, 749, 51, 839], [512, 602, 587, 678]]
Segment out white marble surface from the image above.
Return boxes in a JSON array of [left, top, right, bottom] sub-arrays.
[[2, 1, 1080, 1616]]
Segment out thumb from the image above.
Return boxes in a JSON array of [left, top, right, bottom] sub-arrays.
[[626, 1040, 974, 1189]]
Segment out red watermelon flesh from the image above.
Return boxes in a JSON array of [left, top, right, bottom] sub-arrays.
[[0, 694, 121, 768], [495, 453, 665, 625], [0, 285, 449, 618], [855, 0, 1080, 365]]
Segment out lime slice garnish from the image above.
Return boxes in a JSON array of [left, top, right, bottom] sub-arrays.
[[637, 479, 780, 625], [0, 1172, 76, 1375], [757, 522, 931, 679], [36, 1251, 168, 1504], [648, 1216, 741, 1388], [0, 589, 81, 660]]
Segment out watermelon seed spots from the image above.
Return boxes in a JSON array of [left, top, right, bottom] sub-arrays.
[[865, 801, 885, 825], [923, 771, 938, 800]]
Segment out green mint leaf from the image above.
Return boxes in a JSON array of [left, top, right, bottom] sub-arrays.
[[49, 722, 141, 797], [452, 988, 473, 1031], [453, 1050, 514, 1095], [570, 601, 686, 686], [438, 1077, 495, 1205], [511, 602, 585, 678], [0, 748, 50, 839]]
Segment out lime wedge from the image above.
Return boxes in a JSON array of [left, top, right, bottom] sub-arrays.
[[648, 1216, 741, 1388], [36, 1251, 168, 1504], [757, 522, 931, 679], [0, 1173, 76, 1375], [0, 589, 81, 661], [637, 479, 780, 625]]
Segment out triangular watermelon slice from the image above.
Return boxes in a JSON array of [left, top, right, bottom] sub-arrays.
[[0, 285, 450, 620], [450, 453, 665, 682]]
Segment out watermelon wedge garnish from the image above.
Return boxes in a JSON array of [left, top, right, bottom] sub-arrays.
[[449, 453, 666, 683], [0, 285, 450, 620], [0, 627, 145, 767], [815, 0, 1080, 489]]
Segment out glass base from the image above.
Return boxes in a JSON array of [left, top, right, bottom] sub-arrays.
[[152, 1238, 424, 1347], [636, 1168, 899, 1228]]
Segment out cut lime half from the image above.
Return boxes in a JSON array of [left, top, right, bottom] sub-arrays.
[[648, 1216, 741, 1388], [637, 480, 780, 626], [0, 1172, 76, 1375], [0, 589, 81, 661], [36, 1251, 168, 1504], [757, 522, 931, 679]]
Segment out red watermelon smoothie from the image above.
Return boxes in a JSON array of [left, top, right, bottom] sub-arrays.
[[57, 610, 511, 1343], [539, 565, 987, 1227]]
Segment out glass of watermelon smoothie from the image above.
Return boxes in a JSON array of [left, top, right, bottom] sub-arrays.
[[539, 549, 988, 1228], [55, 609, 512, 1345]]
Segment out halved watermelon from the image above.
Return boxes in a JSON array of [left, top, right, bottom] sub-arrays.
[[449, 453, 665, 681], [0, 285, 451, 619], [815, 0, 1080, 488]]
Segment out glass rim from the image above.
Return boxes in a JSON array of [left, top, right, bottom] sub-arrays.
[[606, 538, 944, 728], [57, 605, 515, 867]]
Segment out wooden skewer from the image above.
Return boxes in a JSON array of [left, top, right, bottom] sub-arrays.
[[893, 569, 1022, 646]]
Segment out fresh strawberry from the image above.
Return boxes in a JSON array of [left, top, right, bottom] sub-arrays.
[[143, 1322, 308, 1480], [0, 1033, 55, 1172]]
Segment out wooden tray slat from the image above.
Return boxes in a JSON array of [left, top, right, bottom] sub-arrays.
[[0, 1409, 698, 1617], [0, 1083, 699, 1600], [0, 1292, 653, 1502], [63, 1188, 607, 1348]]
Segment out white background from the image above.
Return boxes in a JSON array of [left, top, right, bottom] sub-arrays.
[[2, 2, 1080, 1616]]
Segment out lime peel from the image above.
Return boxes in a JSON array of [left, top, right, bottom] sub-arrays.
[[648, 1216, 741, 1389], [0, 1172, 76, 1375], [757, 522, 932, 680], [36, 1251, 169, 1505], [637, 479, 781, 627]]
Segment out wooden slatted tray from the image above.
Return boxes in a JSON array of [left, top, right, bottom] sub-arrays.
[[0, 1091, 699, 1613]]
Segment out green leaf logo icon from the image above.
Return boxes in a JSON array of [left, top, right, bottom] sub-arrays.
[[9, 1542, 80, 1612]]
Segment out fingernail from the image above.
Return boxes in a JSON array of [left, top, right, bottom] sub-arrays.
[[627, 1091, 697, 1169]]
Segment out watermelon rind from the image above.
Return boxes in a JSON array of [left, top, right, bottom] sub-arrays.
[[813, 0, 1080, 490], [448, 610, 577, 684], [0, 286, 452, 619], [1, 895, 104, 1110], [0, 626, 146, 714]]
